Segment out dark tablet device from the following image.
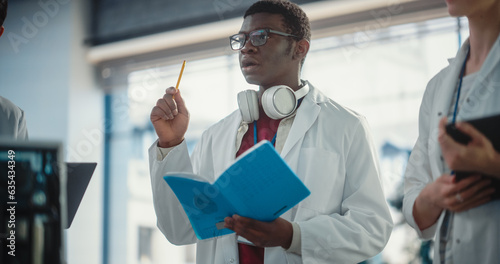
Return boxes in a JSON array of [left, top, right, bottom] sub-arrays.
[[445, 114, 500, 198], [445, 114, 500, 151]]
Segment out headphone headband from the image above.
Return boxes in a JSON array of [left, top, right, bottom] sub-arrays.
[[294, 82, 310, 100]]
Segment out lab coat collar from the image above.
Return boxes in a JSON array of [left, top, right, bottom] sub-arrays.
[[429, 34, 500, 173], [233, 81, 323, 160], [447, 35, 500, 79], [439, 35, 500, 121], [472, 35, 500, 80], [459, 34, 500, 120], [476, 33, 500, 85], [435, 38, 472, 121], [280, 81, 321, 159], [430, 40, 471, 173]]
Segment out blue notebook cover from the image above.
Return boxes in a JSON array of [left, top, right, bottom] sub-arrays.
[[164, 140, 310, 240]]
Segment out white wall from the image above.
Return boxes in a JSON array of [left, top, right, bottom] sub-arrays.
[[0, 0, 70, 141], [0, 1, 103, 263]]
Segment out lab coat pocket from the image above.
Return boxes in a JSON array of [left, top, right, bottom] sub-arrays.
[[298, 148, 344, 214]]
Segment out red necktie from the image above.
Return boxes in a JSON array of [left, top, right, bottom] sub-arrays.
[[236, 111, 280, 264], [238, 243, 264, 264]]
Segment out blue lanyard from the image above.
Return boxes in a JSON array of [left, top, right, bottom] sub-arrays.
[[253, 121, 277, 146], [451, 45, 471, 124]]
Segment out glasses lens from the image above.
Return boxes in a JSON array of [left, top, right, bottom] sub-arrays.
[[230, 34, 245, 50], [250, 30, 267, 47]]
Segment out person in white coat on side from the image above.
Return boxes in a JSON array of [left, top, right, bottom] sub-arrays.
[[149, 1, 393, 263], [403, 0, 500, 263], [0, 96, 29, 140], [0, 0, 29, 141]]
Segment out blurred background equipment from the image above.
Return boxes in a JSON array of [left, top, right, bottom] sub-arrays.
[[0, 141, 65, 264]]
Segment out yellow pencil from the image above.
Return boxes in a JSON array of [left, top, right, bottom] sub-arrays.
[[175, 60, 186, 91]]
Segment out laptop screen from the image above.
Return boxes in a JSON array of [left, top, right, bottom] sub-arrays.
[[0, 141, 65, 263]]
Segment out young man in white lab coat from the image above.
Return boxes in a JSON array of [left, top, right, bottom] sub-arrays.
[[149, 1, 393, 263]]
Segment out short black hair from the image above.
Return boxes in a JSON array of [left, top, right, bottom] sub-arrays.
[[0, 0, 7, 27], [244, 0, 311, 42]]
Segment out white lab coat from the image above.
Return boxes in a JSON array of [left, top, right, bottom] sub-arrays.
[[149, 83, 393, 264], [0, 96, 28, 140], [403, 36, 500, 263]]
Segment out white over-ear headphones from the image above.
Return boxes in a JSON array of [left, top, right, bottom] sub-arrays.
[[237, 82, 310, 123]]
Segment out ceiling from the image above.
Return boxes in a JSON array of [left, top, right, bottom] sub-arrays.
[[88, 0, 324, 46]]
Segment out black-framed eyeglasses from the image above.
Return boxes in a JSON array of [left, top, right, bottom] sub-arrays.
[[229, 28, 299, 51]]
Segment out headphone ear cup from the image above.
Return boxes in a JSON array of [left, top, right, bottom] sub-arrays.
[[237, 90, 259, 123], [262, 86, 297, 119]]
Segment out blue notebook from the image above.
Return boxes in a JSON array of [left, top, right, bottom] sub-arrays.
[[164, 140, 310, 240]]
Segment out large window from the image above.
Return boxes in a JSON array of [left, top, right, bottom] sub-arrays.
[[105, 16, 468, 264]]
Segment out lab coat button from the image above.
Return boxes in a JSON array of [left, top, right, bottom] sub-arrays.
[[229, 258, 235, 263], [456, 239, 460, 244]]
